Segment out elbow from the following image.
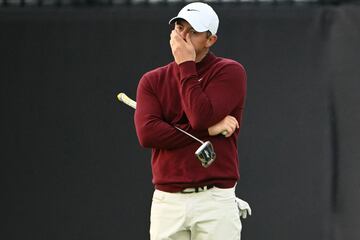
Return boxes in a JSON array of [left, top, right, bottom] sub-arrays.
[[139, 140, 151, 148], [135, 115, 153, 148], [136, 129, 153, 148]]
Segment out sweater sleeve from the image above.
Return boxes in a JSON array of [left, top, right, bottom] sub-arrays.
[[134, 74, 209, 150], [178, 61, 247, 130]]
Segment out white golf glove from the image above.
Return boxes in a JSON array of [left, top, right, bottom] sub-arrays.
[[235, 197, 252, 219]]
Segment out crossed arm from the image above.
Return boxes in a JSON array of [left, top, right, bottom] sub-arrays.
[[134, 72, 241, 150]]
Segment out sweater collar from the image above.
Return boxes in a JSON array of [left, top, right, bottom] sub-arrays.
[[196, 51, 216, 70]]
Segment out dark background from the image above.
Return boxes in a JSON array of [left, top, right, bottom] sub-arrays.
[[1, 3, 359, 240]]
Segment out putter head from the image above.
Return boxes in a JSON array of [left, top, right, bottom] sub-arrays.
[[195, 141, 216, 168]]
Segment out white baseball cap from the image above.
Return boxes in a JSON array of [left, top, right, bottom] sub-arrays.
[[169, 2, 219, 35]]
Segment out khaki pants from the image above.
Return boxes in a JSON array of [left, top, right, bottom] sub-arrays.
[[150, 186, 242, 240]]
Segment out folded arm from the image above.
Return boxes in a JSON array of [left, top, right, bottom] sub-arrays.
[[134, 75, 209, 150]]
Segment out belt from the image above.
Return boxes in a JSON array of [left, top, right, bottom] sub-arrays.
[[180, 185, 214, 194]]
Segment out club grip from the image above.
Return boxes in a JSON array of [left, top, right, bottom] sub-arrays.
[[117, 92, 137, 109]]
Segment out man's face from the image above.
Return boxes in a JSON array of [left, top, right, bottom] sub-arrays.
[[174, 19, 214, 56]]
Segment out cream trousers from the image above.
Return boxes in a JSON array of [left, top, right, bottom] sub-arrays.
[[150, 186, 242, 240]]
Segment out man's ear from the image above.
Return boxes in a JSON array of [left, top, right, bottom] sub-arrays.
[[206, 35, 218, 48]]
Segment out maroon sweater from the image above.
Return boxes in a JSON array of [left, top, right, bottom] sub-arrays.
[[134, 52, 247, 192]]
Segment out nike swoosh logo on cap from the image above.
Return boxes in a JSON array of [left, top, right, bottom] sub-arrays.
[[187, 9, 200, 12]]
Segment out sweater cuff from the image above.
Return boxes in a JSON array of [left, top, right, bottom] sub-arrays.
[[178, 61, 197, 81], [195, 129, 211, 138]]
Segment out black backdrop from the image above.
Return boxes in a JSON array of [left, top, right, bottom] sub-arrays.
[[1, 4, 359, 240]]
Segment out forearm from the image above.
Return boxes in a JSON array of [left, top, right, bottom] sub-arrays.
[[134, 115, 209, 149]]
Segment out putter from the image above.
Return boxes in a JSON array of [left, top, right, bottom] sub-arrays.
[[173, 126, 216, 167], [117, 92, 216, 167]]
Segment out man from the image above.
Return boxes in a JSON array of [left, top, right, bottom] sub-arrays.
[[134, 2, 250, 240]]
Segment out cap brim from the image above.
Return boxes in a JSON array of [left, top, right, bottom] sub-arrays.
[[168, 16, 209, 33]]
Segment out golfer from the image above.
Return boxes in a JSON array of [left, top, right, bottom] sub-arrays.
[[134, 2, 249, 239]]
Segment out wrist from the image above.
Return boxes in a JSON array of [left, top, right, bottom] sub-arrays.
[[178, 60, 197, 80], [208, 126, 218, 136], [177, 58, 195, 65]]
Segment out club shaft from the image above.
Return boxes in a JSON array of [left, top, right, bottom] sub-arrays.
[[174, 126, 204, 144]]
